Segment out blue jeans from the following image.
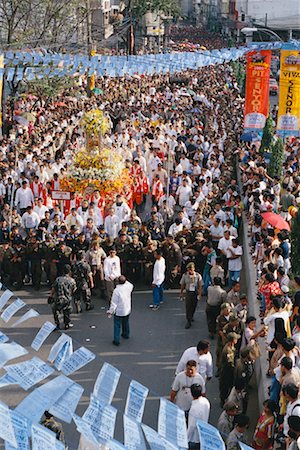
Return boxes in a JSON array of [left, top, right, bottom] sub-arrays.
[[114, 315, 130, 344], [228, 270, 240, 288], [270, 375, 281, 404], [202, 265, 211, 295], [153, 285, 164, 305]]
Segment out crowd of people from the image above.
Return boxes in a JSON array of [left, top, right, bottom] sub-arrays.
[[1, 30, 300, 450]]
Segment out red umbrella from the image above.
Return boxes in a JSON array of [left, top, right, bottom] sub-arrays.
[[261, 212, 290, 231]]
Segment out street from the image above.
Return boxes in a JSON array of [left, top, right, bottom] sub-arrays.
[[0, 285, 258, 449]]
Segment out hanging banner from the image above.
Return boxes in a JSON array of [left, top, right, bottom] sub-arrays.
[[244, 50, 271, 131], [277, 48, 300, 136]]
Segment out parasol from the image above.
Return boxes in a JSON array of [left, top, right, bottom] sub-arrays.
[[21, 112, 36, 123], [261, 212, 290, 231]]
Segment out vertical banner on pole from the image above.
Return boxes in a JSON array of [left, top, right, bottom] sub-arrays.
[[0, 54, 4, 130], [277, 47, 300, 137], [244, 50, 271, 131]]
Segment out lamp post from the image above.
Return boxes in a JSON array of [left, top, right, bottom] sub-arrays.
[[241, 27, 284, 43]]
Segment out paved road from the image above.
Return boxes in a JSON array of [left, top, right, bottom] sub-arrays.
[[0, 284, 258, 449]]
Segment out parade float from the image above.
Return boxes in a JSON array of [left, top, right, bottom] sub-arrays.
[[60, 109, 131, 200]]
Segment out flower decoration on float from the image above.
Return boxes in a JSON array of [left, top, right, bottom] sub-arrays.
[[60, 109, 132, 199]]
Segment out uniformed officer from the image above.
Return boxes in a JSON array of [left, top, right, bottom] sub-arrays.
[[217, 401, 239, 443], [72, 250, 94, 313], [26, 236, 43, 290], [41, 411, 66, 445], [162, 235, 182, 288], [49, 264, 76, 330], [219, 332, 240, 406], [180, 262, 203, 329]]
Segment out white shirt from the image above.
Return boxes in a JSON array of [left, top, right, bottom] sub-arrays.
[[104, 215, 120, 239], [187, 397, 211, 443], [33, 205, 49, 220], [176, 185, 192, 206], [228, 245, 243, 271], [104, 255, 121, 281], [15, 187, 34, 209], [113, 202, 131, 223], [284, 400, 300, 436], [176, 347, 213, 380], [108, 281, 133, 316], [65, 213, 84, 231], [21, 211, 40, 229], [152, 257, 166, 286], [264, 310, 290, 343], [172, 371, 206, 411], [210, 224, 224, 241], [218, 236, 234, 256]]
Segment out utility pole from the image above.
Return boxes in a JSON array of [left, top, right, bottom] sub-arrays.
[[86, 0, 94, 97]]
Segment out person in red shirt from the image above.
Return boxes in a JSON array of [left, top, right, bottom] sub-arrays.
[[259, 273, 282, 312]]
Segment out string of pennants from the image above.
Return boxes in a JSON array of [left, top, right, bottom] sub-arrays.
[[1, 40, 299, 81], [0, 284, 253, 450]]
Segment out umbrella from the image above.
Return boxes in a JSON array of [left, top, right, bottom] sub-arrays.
[[261, 212, 290, 231], [240, 131, 262, 142], [21, 112, 36, 123], [92, 88, 103, 95], [54, 102, 67, 107], [13, 115, 29, 127]]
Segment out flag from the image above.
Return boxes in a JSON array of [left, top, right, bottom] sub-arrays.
[[244, 50, 271, 131], [277, 47, 300, 136]]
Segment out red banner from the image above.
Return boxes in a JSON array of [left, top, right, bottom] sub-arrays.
[[244, 50, 271, 131]]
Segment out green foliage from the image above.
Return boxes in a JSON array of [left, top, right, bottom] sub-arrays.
[[260, 115, 274, 153], [231, 61, 245, 95], [25, 76, 75, 104], [0, 0, 86, 47], [132, 0, 181, 18], [267, 137, 284, 178], [291, 212, 300, 275]]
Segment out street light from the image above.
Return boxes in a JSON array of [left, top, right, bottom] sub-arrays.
[[241, 27, 284, 43]]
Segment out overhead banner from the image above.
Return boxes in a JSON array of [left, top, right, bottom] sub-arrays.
[[244, 50, 271, 131], [277, 48, 300, 136]]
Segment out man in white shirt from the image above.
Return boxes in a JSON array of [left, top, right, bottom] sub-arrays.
[[104, 207, 121, 239], [112, 195, 131, 224], [21, 206, 40, 233], [149, 249, 165, 311], [33, 197, 49, 219], [103, 248, 121, 302], [107, 276, 133, 346], [176, 340, 213, 381], [176, 179, 192, 207], [170, 360, 206, 415], [227, 239, 243, 288], [65, 208, 84, 231], [187, 383, 210, 447], [15, 180, 34, 214]]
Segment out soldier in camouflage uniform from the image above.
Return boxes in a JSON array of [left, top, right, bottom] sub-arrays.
[[72, 250, 94, 313], [49, 264, 76, 330]]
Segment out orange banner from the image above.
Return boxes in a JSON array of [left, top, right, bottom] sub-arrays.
[[244, 50, 271, 131]]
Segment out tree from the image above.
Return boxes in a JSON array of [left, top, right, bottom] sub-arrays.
[[260, 115, 274, 153], [0, 0, 87, 49], [291, 210, 300, 275], [25, 76, 75, 106], [267, 137, 284, 178], [131, 0, 180, 18]]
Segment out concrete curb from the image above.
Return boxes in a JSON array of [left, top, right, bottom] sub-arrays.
[[242, 212, 270, 408], [236, 156, 269, 408]]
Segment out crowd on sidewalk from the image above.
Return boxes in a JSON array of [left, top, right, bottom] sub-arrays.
[[0, 35, 300, 449]]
